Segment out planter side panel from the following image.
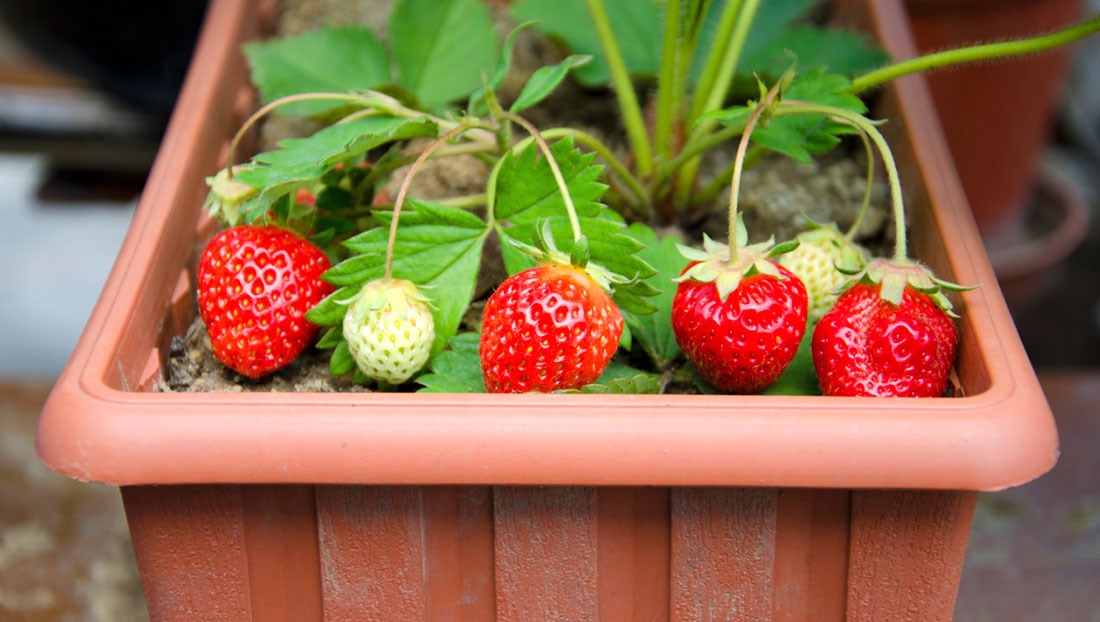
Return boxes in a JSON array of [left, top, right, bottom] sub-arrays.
[[670, 488, 778, 621], [122, 486, 252, 622], [847, 490, 978, 622]]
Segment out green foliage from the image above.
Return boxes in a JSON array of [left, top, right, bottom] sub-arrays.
[[389, 0, 498, 108], [417, 333, 487, 392], [761, 330, 820, 396], [514, 0, 887, 93], [246, 0, 496, 115], [233, 116, 437, 222], [620, 224, 687, 368], [510, 55, 593, 113], [244, 26, 391, 116], [702, 69, 868, 164], [511, 0, 661, 87], [493, 136, 608, 222], [318, 200, 491, 354]]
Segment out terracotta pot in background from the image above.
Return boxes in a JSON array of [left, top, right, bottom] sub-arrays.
[[905, 0, 1085, 239], [35, 0, 1057, 620]]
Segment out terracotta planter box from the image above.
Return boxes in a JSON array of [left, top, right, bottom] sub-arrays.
[[37, 0, 1057, 620]]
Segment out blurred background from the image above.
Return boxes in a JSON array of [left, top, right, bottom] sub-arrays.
[[0, 1, 1097, 619]]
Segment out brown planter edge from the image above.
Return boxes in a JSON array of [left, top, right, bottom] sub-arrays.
[[36, 0, 1057, 491]]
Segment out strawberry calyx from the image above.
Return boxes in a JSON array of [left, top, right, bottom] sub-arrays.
[[205, 167, 259, 226], [851, 257, 974, 317], [344, 277, 435, 322], [675, 214, 799, 301], [506, 220, 629, 295]]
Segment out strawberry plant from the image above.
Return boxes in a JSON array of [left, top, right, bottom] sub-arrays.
[[193, 0, 1100, 395]]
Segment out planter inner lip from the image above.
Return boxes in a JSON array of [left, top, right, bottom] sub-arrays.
[[36, 0, 1058, 491]]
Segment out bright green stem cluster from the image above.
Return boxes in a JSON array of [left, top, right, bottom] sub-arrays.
[[584, 0, 653, 177]]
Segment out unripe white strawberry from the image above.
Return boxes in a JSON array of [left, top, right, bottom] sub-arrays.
[[343, 278, 435, 385], [779, 224, 869, 322]]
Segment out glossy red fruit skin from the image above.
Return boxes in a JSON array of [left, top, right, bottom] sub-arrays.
[[480, 264, 624, 393], [672, 262, 808, 393], [812, 283, 958, 397], [197, 225, 333, 379]]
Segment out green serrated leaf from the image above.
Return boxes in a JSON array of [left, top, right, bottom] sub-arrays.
[[334, 200, 490, 353], [568, 374, 662, 394], [244, 26, 391, 117], [621, 224, 687, 367], [494, 136, 608, 224], [390, 0, 498, 108], [234, 116, 437, 221], [416, 333, 487, 392], [469, 21, 537, 115], [511, 0, 661, 87], [510, 55, 592, 113]]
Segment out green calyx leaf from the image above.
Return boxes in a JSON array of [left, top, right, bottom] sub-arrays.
[[855, 258, 975, 317], [675, 235, 794, 303], [205, 167, 259, 226]]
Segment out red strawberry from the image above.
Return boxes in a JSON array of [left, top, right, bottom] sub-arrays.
[[480, 263, 623, 393], [672, 245, 808, 394], [812, 259, 960, 397], [197, 225, 333, 378]]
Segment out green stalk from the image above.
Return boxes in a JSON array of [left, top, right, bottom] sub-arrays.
[[776, 102, 907, 260], [658, 121, 747, 179], [226, 92, 371, 178], [584, 0, 654, 176], [655, 0, 684, 161], [845, 128, 875, 243], [692, 143, 766, 208], [676, 0, 761, 210], [539, 128, 652, 217], [726, 82, 780, 262], [849, 16, 1100, 94], [385, 124, 472, 279], [690, 0, 744, 122], [692, 0, 760, 124], [503, 114, 584, 244]]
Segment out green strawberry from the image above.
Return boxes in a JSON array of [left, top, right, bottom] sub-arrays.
[[343, 278, 435, 385], [778, 223, 870, 322]]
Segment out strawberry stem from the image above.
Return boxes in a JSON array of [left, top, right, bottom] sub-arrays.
[[385, 124, 473, 280], [843, 126, 875, 244], [226, 92, 370, 180], [727, 80, 782, 263], [848, 15, 1100, 95], [774, 101, 908, 261], [501, 113, 584, 246]]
